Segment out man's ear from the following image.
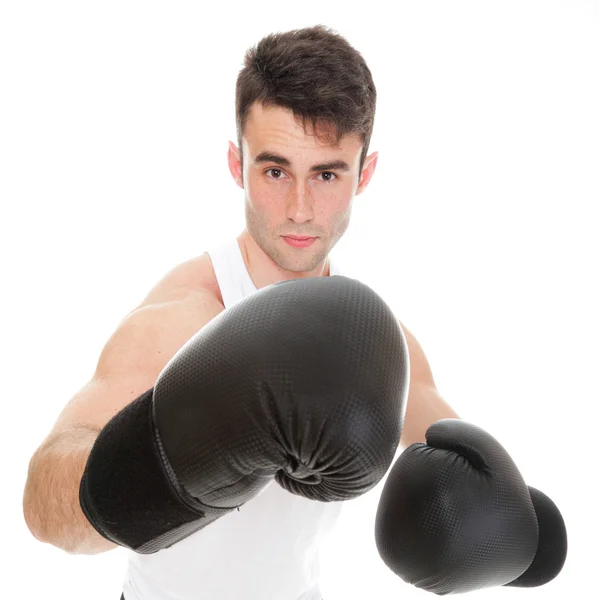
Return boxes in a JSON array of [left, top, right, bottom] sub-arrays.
[[227, 141, 243, 189], [356, 151, 379, 195]]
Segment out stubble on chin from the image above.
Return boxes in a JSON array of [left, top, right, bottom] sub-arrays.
[[275, 238, 328, 273], [263, 234, 330, 274]]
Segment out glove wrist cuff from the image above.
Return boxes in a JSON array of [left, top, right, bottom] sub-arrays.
[[79, 388, 232, 554]]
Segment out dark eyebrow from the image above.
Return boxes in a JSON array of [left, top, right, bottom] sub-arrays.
[[254, 151, 350, 173]]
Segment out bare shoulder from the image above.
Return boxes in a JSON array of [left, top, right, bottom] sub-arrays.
[[135, 252, 223, 309], [43, 253, 224, 439]]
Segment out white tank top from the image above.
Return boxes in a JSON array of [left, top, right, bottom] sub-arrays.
[[121, 239, 346, 600]]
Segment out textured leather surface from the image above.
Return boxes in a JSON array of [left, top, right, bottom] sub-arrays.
[[375, 419, 540, 594], [154, 275, 409, 506], [82, 275, 410, 554]]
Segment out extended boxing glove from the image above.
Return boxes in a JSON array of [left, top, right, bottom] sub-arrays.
[[80, 276, 410, 553], [374, 419, 567, 594]]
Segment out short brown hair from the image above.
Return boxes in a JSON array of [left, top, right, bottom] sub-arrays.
[[235, 25, 377, 173]]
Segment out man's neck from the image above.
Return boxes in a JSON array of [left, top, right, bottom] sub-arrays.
[[237, 230, 330, 290]]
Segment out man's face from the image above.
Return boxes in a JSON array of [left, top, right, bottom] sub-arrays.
[[228, 102, 378, 273]]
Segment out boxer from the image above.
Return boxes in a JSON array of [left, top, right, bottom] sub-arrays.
[[23, 23, 567, 600]]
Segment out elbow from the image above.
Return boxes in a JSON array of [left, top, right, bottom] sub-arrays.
[[22, 494, 80, 554], [22, 449, 46, 544], [22, 499, 79, 555], [22, 460, 74, 554], [22, 484, 47, 546]]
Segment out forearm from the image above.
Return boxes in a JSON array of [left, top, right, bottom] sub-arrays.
[[23, 428, 118, 555], [399, 385, 459, 450]]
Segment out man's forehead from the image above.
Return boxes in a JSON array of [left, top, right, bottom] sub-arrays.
[[244, 102, 361, 152]]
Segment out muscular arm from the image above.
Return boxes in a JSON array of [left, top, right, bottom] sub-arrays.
[[22, 270, 224, 555], [24, 423, 116, 554], [399, 322, 460, 449]]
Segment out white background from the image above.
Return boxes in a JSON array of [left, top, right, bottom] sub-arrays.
[[2, 1, 597, 598]]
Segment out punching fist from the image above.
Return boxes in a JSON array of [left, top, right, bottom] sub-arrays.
[[80, 276, 410, 553], [374, 419, 567, 594]]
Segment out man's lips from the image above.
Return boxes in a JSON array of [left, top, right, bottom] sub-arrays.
[[282, 235, 318, 248]]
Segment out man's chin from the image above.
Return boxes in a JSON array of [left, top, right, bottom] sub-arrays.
[[279, 254, 327, 275]]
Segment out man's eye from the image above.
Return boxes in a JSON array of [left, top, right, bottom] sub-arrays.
[[266, 168, 285, 179], [319, 172, 337, 183], [265, 169, 337, 182]]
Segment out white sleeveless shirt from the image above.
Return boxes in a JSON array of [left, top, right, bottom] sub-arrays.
[[121, 239, 346, 600]]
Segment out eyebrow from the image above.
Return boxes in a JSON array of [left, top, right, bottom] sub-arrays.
[[254, 151, 350, 173]]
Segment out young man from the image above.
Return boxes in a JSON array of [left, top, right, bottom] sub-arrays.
[[23, 25, 459, 600]]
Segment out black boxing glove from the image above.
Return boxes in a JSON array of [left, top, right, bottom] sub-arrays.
[[80, 276, 410, 554], [374, 419, 567, 594]]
